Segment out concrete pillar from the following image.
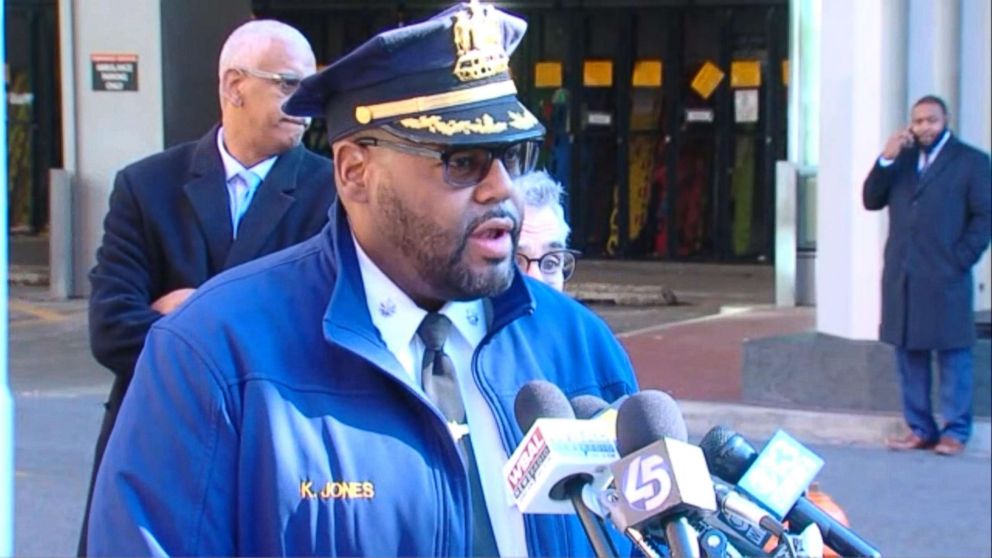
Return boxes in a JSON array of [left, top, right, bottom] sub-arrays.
[[958, 0, 992, 311], [906, 0, 961, 126], [816, 0, 907, 340], [61, 0, 165, 296]]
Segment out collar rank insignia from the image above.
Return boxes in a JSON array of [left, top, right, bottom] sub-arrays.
[[378, 298, 397, 317]]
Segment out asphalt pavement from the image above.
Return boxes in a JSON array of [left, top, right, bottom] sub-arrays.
[[5, 275, 992, 557]]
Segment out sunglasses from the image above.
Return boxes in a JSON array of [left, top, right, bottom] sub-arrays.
[[236, 67, 303, 95], [354, 137, 542, 188]]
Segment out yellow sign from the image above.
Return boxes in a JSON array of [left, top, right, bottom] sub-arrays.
[[583, 60, 613, 87], [534, 61, 562, 88], [691, 61, 724, 100], [782, 59, 790, 86], [632, 60, 662, 88], [731, 60, 761, 88]]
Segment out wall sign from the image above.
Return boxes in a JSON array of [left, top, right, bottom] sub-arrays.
[[691, 61, 724, 100], [583, 60, 613, 87], [91, 54, 138, 92], [731, 60, 761, 88], [586, 111, 613, 126], [735, 89, 759, 123], [535, 61, 563, 88], [632, 60, 662, 88], [685, 109, 714, 123]]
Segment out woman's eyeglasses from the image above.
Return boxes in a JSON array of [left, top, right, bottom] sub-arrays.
[[236, 67, 303, 95], [354, 137, 541, 188], [515, 249, 580, 282]]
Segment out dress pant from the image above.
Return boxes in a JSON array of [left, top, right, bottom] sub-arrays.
[[895, 346, 974, 443]]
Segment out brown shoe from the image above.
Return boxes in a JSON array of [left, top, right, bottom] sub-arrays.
[[934, 436, 965, 456], [885, 432, 935, 451]]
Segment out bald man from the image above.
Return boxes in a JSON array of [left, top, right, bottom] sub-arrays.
[[79, 20, 334, 555]]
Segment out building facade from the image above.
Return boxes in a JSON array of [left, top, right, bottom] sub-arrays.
[[4, 0, 990, 323]]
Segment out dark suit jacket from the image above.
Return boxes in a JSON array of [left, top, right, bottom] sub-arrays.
[[89, 126, 336, 379], [863, 135, 991, 349]]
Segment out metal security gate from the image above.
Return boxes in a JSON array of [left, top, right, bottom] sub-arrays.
[[254, 0, 787, 262], [5, 0, 61, 233]]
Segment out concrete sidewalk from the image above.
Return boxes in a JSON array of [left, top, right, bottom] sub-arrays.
[[611, 302, 990, 457]]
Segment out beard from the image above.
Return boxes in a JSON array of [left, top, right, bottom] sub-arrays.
[[375, 177, 519, 302]]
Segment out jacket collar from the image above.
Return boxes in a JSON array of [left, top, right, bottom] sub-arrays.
[[183, 125, 305, 272], [225, 144, 303, 267], [915, 134, 961, 198], [183, 125, 232, 273], [320, 201, 536, 381]]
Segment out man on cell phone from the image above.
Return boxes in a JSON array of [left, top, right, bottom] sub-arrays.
[[863, 94, 991, 456]]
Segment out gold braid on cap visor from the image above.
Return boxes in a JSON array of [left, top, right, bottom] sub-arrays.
[[353, 80, 518, 125]]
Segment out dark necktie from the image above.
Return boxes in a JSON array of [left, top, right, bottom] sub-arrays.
[[417, 313, 500, 557]]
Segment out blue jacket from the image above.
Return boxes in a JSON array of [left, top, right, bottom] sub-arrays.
[[88, 202, 638, 556]]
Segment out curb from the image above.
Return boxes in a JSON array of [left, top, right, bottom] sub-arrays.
[[680, 399, 992, 458], [568, 282, 678, 305]]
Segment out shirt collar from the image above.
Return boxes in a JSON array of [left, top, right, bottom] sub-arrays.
[[216, 126, 279, 182], [921, 130, 952, 163], [350, 233, 487, 357]]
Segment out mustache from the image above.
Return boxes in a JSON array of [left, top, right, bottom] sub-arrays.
[[467, 206, 520, 238], [448, 206, 521, 267]]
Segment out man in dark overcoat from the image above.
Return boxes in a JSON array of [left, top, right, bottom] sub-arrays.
[[79, 19, 334, 554], [864, 94, 991, 456]]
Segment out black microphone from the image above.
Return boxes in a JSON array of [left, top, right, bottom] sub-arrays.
[[508, 381, 619, 558], [604, 390, 716, 558], [699, 426, 881, 558]]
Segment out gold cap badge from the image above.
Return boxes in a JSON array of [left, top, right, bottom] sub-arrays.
[[452, 0, 509, 82]]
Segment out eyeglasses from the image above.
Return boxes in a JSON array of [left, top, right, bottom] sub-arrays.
[[236, 67, 303, 94], [515, 249, 580, 282], [354, 137, 541, 188]]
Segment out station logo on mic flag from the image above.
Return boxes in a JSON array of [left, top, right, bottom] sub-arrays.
[[506, 426, 551, 499], [503, 417, 618, 514], [621, 453, 674, 511], [737, 430, 824, 519], [608, 437, 717, 529]]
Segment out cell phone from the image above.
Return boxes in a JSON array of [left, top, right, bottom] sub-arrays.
[[904, 127, 917, 148]]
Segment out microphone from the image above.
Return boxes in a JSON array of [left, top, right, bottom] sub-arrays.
[[602, 390, 716, 558], [570, 394, 628, 420], [570, 394, 610, 419], [770, 524, 825, 558], [713, 482, 786, 537], [700, 426, 881, 558], [504, 380, 619, 558]]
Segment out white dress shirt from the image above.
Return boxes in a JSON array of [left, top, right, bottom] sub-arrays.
[[351, 234, 529, 557], [216, 127, 278, 237]]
